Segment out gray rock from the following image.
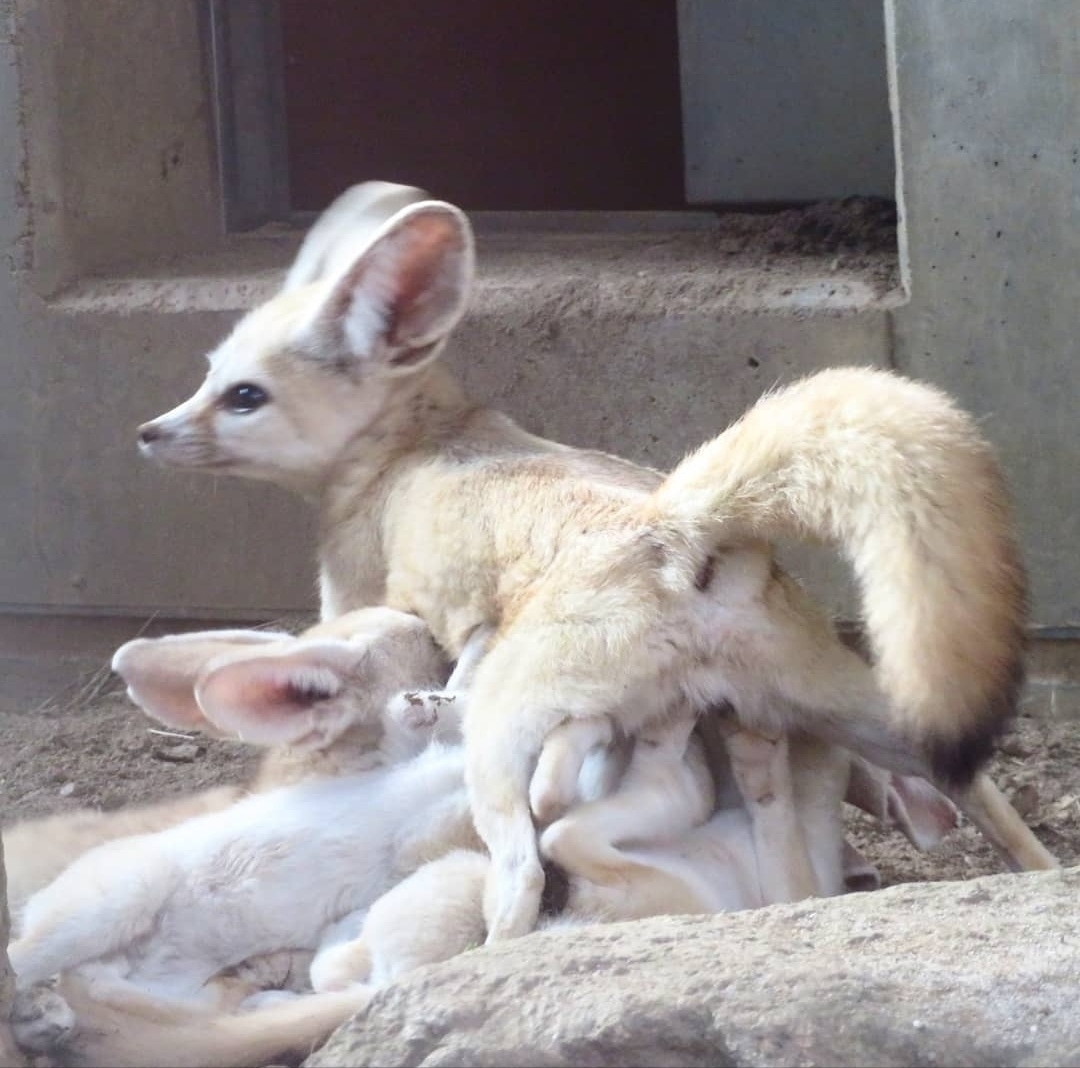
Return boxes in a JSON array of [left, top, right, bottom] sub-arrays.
[[152, 740, 205, 764], [307, 867, 1080, 1068], [0, 839, 27, 1067]]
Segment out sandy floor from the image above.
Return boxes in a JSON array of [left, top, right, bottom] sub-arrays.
[[1, 681, 1075, 887]]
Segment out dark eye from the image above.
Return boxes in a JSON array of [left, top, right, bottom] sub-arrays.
[[220, 383, 269, 414]]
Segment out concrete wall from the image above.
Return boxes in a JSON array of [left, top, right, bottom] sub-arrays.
[[13, 0, 221, 297], [0, 0, 1076, 699], [0, 0, 889, 634], [0, 0, 315, 621], [678, 0, 895, 204], [887, 0, 1080, 629]]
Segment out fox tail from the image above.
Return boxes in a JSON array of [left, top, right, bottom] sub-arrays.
[[649, 366, 1027, 785], [50, 980, 372, 1068]]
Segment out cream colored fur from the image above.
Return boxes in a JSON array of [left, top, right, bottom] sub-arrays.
[[136, 183, 1056, 941], [2, 608, 453, 917], [3, 787, 244, 924], [282, 180, 429, 293], [13, 976, 374, 1068], [530, 711, 848, 918], [10, 616, 847, 1068], [8, 610, 481, 1067], [10, 611, 958, 1067], [298, 721, 851, 997]]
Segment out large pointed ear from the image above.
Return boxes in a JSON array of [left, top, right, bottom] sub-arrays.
[[283, 181, 430, 293], [194, 639, 378, 748], [303, 200, 475, 374], [111, 630, 291, 732]]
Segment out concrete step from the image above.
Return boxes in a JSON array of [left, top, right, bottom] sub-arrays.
[[54, 214, 902, 483]]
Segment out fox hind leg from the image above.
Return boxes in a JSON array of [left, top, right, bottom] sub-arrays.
[[721, 580, 1057, 873], [529, 716, 616, 826], [721, 726, 821, 904]]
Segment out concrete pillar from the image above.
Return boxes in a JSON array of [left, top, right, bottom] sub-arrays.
[[887, 0, 1080, 628]]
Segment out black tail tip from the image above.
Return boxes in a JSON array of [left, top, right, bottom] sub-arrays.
[[927, 659, 1025, 788], [927, 731, 998, 789]]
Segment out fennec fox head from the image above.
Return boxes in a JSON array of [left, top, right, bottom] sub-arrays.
[[112, 607, 448, 753], [137, 183, 475, 490]]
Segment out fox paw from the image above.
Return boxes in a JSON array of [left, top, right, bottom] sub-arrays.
[[11, 981, 76, 1054], [388, 689, 457, 731], [529, 773, 572, 826], [310, 938, 373, 993]]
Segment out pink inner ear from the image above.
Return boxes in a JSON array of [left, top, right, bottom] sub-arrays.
[[123, 678, 212, 732], [195, 655, 343, 746], [112, 630, 290, 735], [383, 212, 466, 348], [328, 204, 469, 362], [885, 774, 959, 851], [845, 757, 959, 852]]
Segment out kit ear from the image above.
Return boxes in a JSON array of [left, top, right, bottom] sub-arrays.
[[304, 200, 475, 374], [111, 629, 288, 734], [846, 756, 958, 850], [195, 639, 376, 748]]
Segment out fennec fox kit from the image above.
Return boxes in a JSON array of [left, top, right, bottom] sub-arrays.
[[11, 614, 851, 1068], [3, 606, 458, 915], [12, 668, 918, 1068], [9, 610, 481, 1067], [300, 716, 960, 994], [9, 611, 474, 991], [137, 182, 1055, 939]]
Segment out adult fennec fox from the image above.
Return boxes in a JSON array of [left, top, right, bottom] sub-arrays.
[[136, 182, 1056, 940]]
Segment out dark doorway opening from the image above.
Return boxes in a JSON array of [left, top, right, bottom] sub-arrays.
[[280, 0, 686, 212]]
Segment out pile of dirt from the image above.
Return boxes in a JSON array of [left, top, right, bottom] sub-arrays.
[[757, 196, 899, 256]]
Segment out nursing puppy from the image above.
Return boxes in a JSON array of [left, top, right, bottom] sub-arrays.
[[9, 610, 480, 1066]]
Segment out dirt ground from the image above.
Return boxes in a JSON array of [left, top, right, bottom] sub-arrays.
[[1, 677, 1076, 887]]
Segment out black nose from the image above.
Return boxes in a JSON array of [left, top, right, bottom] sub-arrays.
[[138, 423, 163, 445]]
